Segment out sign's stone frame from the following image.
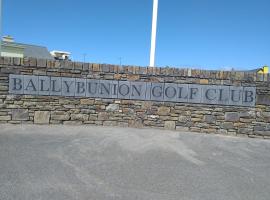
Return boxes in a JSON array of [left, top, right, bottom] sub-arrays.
[[9, 74, 256, 107]]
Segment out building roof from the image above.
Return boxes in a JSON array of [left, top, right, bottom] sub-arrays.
[[2, 41, 54, 60]]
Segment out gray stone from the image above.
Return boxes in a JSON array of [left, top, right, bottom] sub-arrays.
[[188, 84, 202, 104], [130, 82, 147, 100], [71, 114, 89, 121], [86, 79, 100, 98], [38, 76, 50, 96], [62, 77, 75, 97], [0, 116, 11, 121], [110, 80, 119, 99], [164, 83, 177, 102], [176, 126, 189, 131], [176, 84, 189, 103], [254, 126, 265, 131], [50, 77, 62, 96], [75, 78, 86, 97], [221, 122, 234, 129], [118, 81, 131, 100], [229, 86, 243, 106], [178, 115, 191, 123], [157, 107, 170, 116], [254, 131, 270, 136], [151, 83, 164, 101], [51, 113, 70, 121], [238, 128, 252, 134], [145, 82, 152, 100], [217, 86, 230, 106], [164, 121, 176, 130], [217, 129, 228, 135], [63, 121, 83, 125], [103, 121, 117, 126], [240, 111, 256, 118], [98, 112, 109, 120], [9, 74, 24, 94], [98, 80, 112, 99], [24, 75, 38, 95], [34, 111, 50, 124], [106, 104, 119, 112], [12, 109, 29, 121], [262, 112, 270, 118], [242, 87, 256, 107], [225, 112, 239, 122], [201, 85, 218, 105], [257, 94, 270, 105], [204, 115, 216, 123]]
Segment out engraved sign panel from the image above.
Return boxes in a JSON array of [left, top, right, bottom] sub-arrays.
[[8, 74, 257, 107]]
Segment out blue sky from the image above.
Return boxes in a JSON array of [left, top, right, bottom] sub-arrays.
[[3, 0, 270, 70]]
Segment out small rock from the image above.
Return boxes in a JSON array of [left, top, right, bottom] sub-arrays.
[[34, 111, 50, 124], [164, 121, 176, 130], [221, 122, 234, 130], [0, 116, 11, 121], [12, 109, 29, 121], [157, 107, 170, 116], [80, 99, 94, 105], [225, 112, 239, 122], [106, 104, 119, 112], [71, 114, 89, 121], [204, 115, 216, 124], [103, 121, 117, 126]]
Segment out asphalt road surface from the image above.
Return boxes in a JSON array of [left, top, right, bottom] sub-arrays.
[[0, 124, 270, 200]]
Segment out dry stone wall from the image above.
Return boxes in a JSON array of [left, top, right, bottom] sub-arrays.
[[0, 56, 270, 138]]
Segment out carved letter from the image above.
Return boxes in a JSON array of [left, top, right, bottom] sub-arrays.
[[25, 79, 37, 91], [119, 84, 130, 96], [88, 82, 98, 94], [76, 82, 85, 94], [12, 78, 22, 90], [165, 86, 176, 98], [231, 90, 242, 102], [100, 83, 110, 95], [52, 80, 61, 92], [206, 89, 217, 100], [63, 81, 74, 93], [131, 85, 142, 97], [152, 86, 162, 97], [244, 91, 254, 103], [190, 88, 199, 99]]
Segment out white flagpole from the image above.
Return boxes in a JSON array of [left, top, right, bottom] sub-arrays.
[[149, 0, 158, 67], [0, 0, 2, 56]]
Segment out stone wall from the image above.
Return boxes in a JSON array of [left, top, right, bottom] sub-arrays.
[[0, 56, 270, 139]]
